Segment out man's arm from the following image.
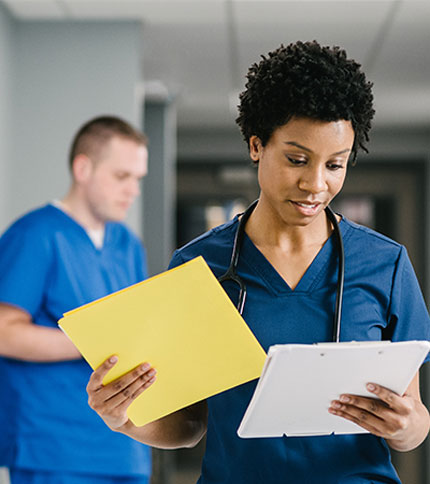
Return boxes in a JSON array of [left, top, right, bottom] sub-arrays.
[[87, 356, 208, 449], [0, 303, 81, 361]]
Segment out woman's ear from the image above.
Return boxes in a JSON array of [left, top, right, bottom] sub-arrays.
[[249, 136, 262, 162]]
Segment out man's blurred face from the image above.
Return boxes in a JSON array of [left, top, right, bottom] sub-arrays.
[[83, 136, 148, 224]]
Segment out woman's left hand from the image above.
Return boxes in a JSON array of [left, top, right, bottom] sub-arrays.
[[328, 372, 430, 451]]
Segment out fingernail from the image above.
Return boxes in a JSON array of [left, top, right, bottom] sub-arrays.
[[367, 383, 376, 392], [141, 363, 150, 371], [109, 356, 118, 363], [340, 395, 349, 403]]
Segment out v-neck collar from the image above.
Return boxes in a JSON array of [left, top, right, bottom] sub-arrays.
[[240, 218, 347, 296], [48, 203, 108, 252]]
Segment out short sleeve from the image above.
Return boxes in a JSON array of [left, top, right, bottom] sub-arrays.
[[168, 249, 186, 270], [0, 219, 52, 317], [384, 246, 430, 362]]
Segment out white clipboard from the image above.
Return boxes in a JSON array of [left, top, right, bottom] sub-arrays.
[[238, 340, 430, 438]]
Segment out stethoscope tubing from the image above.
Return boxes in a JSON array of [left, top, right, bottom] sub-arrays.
[[218, 199, 344, 343], [325, 205, 344, 343]]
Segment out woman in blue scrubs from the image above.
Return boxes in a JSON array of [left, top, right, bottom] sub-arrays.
[[86, 41, 430, 483]]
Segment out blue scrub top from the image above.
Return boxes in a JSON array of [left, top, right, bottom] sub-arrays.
[[169, 215, 430, 484], [0, 204, 151, 477]]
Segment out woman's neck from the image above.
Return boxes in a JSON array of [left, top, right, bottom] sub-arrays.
[[245, 199, 332, 254], [244, 198, 335, 289]]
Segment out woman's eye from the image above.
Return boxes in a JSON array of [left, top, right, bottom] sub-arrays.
[[327, 162, 344, 171], [287, 157, 306, 165]]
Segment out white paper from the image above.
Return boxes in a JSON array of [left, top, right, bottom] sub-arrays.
[[238, 340, 430, 438]]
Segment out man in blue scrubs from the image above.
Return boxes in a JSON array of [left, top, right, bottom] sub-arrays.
[[0, 116, 152, 484], [85, 42, 430, 483]]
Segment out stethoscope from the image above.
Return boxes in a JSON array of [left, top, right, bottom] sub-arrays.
[[218, 199, 345, 343]]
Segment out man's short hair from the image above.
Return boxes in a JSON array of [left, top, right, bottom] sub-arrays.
[[69, 115, 148, 170]]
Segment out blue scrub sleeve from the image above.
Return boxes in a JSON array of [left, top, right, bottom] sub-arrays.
[[385, 246, 430, 362], [168, 250, 186, 270], [0, 221, 52, 317]]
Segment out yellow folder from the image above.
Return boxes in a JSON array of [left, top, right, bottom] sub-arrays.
[[59, 256, 266, 427]]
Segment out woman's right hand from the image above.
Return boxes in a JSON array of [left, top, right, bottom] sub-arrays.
[[86, 355, 156, 430]]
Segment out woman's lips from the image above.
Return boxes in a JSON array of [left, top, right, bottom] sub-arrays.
[[290, 201, 322, 215]]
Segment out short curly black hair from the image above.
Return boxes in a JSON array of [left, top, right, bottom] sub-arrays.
[[236, 40, 375, 163]]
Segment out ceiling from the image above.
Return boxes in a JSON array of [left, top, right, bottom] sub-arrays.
[[2, 0, 430, 131]]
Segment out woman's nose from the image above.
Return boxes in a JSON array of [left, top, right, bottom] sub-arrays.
[[298, 165, 327, 194]]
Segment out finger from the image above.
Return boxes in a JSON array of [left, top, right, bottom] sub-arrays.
[[366, 383, 403, 410], [87, 355, 118, 392], [334, 394, 389, 418], [106, 368, 157, 407], [328, 404, 385, 437], [106, 372, 157, 416], [101, 375, 157, 430], [88, 366, 156, 415], [329, 394, 409, 439], [98, 363, 154, 400]]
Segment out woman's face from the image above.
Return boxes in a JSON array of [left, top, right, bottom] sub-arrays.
[[250, 117, 355, 227]]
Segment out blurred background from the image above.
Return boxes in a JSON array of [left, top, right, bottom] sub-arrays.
[[0, 0, 429, 483]]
